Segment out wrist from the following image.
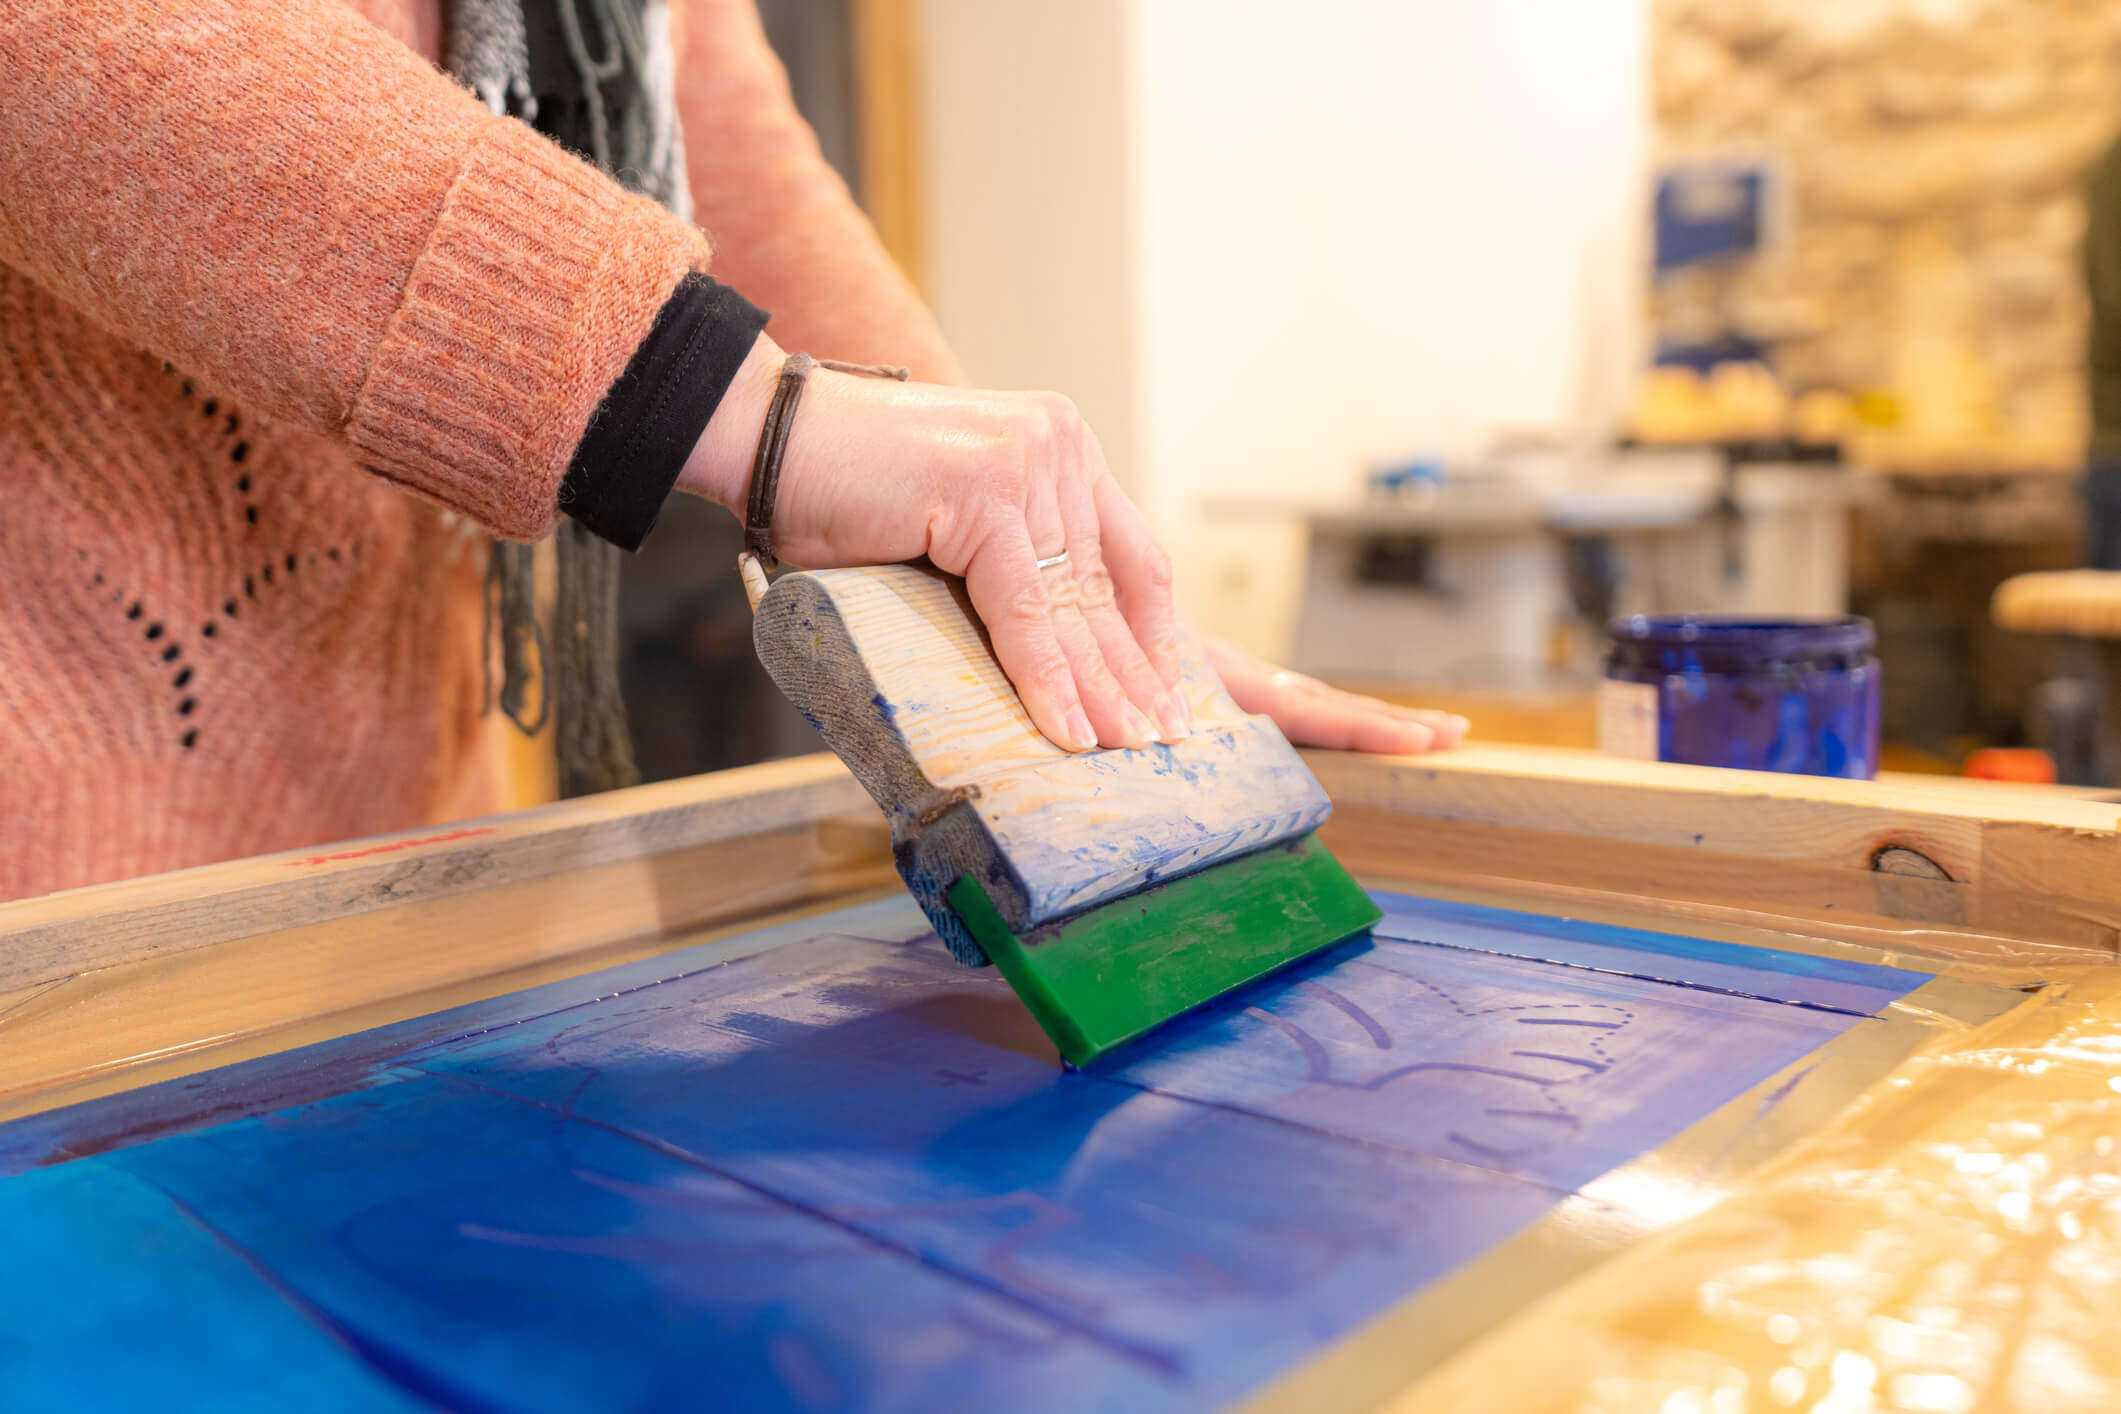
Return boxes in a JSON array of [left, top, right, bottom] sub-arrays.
[[677, 331, 785, 509]]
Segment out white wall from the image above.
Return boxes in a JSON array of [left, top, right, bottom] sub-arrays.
[[916, 0, 1648, 658], [916, 0, 1144, 490]]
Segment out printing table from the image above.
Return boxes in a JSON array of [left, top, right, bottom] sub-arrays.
[[4, 746, 2118, 1412]]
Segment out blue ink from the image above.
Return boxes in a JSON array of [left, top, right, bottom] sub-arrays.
[[1607, 615, 1881, 780], [1367, 891, 1922, 1018], [0, 892, 1928, 1413]]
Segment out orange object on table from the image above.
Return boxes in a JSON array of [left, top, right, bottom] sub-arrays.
[[1963, 747, 2057, 784]]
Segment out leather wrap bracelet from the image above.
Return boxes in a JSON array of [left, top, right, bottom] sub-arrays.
[[738, 353, 909, 608]]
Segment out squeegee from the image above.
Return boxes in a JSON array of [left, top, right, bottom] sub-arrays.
[[750, 563, 1379, 1067]]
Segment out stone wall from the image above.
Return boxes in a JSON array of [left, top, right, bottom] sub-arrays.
[[1653, 0, 2121, 450]]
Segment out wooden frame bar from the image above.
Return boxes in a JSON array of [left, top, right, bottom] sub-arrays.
[[1311, 744, 2121, 969], [0, 756, 874, 993], [6, 744, 2118, 1122], [0, 757, 894, 1119]]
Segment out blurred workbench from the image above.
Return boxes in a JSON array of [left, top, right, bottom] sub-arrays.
[[1206, 448, 1858, 685], [1848, 438, 2083, 758], [1332, 676, 1601, 750]]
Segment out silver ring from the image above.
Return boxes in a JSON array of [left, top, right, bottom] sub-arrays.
[[1035, 550, 1071, 571]]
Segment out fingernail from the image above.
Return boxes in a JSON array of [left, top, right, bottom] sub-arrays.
[[1065, 706, 1097, 751], [1447, 714, 1470, 735], [1122, 704, 1157, 747], [1156, 692, 1190, 741], [1166, 688, 1193, 732]]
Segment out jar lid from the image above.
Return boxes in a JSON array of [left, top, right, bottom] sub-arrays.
[[1607, 614, 1875, 675]]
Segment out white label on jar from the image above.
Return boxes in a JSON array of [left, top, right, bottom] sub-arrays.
[[1597, 678, 1661, 761]]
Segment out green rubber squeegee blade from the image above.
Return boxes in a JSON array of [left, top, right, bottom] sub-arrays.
[[946, 832, 1382, 1068]]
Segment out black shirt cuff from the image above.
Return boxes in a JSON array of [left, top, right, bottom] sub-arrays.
[[560, 273, 769, 551]]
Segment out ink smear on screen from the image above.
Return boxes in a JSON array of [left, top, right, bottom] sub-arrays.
[[0, 892, 1927, 1413]]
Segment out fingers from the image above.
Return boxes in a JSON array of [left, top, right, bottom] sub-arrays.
[[961, 522, 1097, 752], [1302, 680, 1470, 754], [1057, 462, 1190, 743], [1216, 645, 1469, 755], [1092, 473, 1184, 691], [1024, 471, 1155, 749], [1377, 704, 1470, 749], [1268, 674, 1439, 754], [759, 372, 1201, 756], [1042, 566, 1158, 748]]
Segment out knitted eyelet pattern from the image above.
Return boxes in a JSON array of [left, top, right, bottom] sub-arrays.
[[0, 274, 498, 901], [59, 362, 377, 750]]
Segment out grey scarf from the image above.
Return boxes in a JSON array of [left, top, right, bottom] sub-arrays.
[[447, 0, 693, 797]]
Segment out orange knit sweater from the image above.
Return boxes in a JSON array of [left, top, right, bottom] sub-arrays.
[[0, 0, 957, 902]]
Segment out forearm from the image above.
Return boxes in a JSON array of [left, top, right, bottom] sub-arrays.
[[0, 0, 715, 539], [674, 0, 963, 384]]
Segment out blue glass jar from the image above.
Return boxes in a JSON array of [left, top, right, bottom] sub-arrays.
[[1600, 615, 1881, 779]]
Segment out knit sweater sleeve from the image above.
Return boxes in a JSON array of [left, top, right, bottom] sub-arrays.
[[0, 0, 717, 541], [674, 0, 964, 385]]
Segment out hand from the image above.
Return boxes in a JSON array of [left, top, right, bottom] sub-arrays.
[[682, 335, 1186, 753], [1202, 636, 1468, 754]]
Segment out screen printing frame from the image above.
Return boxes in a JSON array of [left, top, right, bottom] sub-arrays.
[[2, 744, 2115, 1407]]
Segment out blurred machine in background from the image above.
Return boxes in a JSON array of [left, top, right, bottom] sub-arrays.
[[1194, 147, 1871, 737], [1214, 443, 1857, 688], [1855, 449, 2082, 760]]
